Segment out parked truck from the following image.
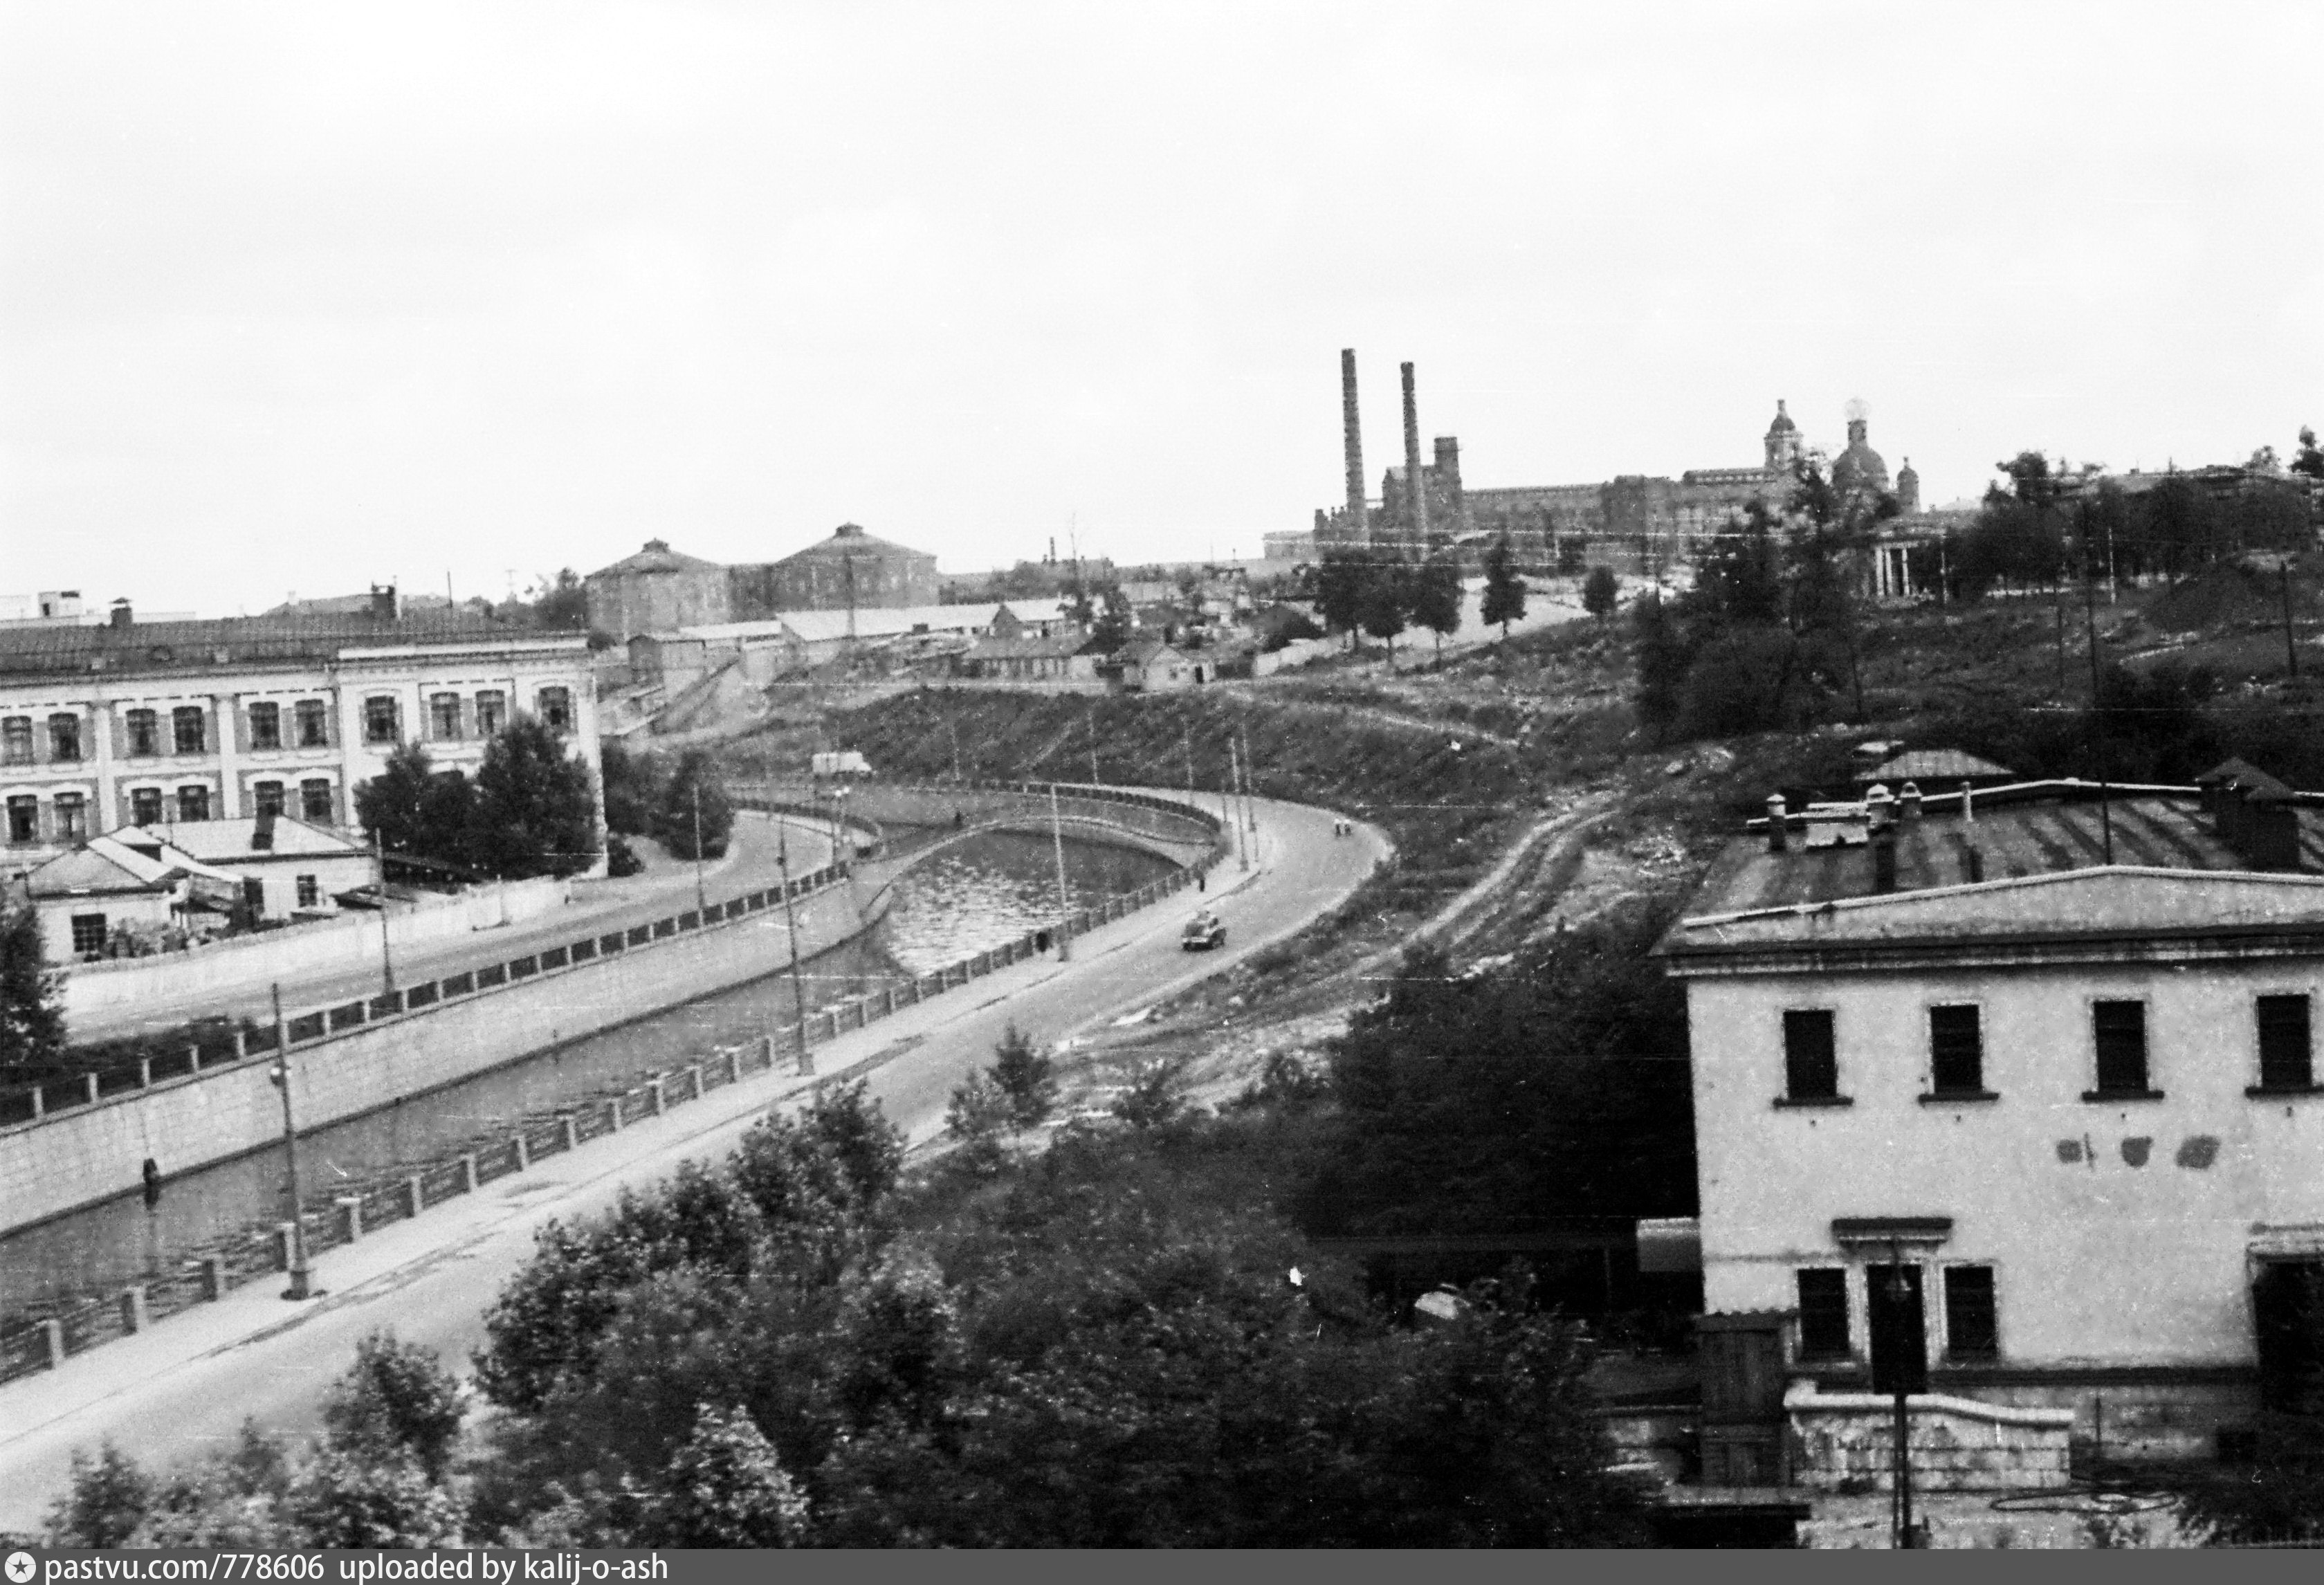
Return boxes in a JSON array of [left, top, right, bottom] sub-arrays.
[[811, 750, 872, 778]]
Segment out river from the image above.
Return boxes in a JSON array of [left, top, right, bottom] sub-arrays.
[[0, 827, 1174, 1321]]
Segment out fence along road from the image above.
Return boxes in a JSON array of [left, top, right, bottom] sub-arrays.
[[0, 787, 1387, 1530]]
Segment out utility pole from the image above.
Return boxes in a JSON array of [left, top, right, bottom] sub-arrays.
[[1182, 722, 1197, 806], [776, 825, 812, 1074], [1086, 704, 1101, 787], [1240, 724, 1259, 837], [2082, 541, 2114, 865], [270, 983, 312, 1301], [946, 712, 962, 782], [691, 779, 707, 918], [1228, 736, 1249, 872], [372, 830, 394, 995], [1048, 782, 1073, 961], [2283, 559, 2301, 679], [1885, 1240, 1917, 1549]]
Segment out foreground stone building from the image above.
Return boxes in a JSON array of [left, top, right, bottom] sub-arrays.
[[1660, 768, 2324, 1482]]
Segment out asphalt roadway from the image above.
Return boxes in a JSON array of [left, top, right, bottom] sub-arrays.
[[68, 812, 839, 1045], [0, 791, 1387, 1529]]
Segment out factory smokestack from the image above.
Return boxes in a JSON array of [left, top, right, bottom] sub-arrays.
[[1340, 349, 1368, 545], [1400, 361, 1429, 551]]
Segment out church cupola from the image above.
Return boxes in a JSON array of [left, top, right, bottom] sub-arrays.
[[1764, 399, 1802, 471]]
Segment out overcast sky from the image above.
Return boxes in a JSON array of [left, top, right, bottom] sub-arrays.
[[3, 2, 2319, 615]]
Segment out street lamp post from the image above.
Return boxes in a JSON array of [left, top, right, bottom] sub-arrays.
[[1883, 1239, 1920, 1549], [372, 831, 394, 996], [1228, 737, 1248, 872], [1049, 782, 1072, 962], [776, 824, 812, 1075], [691, 780, 707, 917], [833, 784, 850, 872], [269, 982, 312, 1301]]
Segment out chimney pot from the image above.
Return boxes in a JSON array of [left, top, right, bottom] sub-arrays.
[[109, 599, 132, 630], [1766, 793, 1788, 853], [1901, 781, 1923, 821]]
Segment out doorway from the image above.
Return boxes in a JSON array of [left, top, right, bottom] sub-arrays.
[[1867, 1263, 1928, 1394], [2253, 1259, 2324, 1414]]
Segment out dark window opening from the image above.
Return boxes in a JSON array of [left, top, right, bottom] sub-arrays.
[[474, 690, 504, 737], [1, 717, 31, 765], [1783, 1009, 1839, 1101], [301, 778, 334, 823], [69, 913, 108, 958], [253, 781, 286, 818], [1929, 1004, 1984, 1094], [176, 785, 210, 823], [7, 796, 39, 844], [55, 793, 86, 842], [131, 787, 163, 826], [48, 713, 82, 762], [2093, 1000, 2149, 1094], [537, 687, 572, 733], [295, 699, 329, 748], [1943, 1265, 1999, 1359], [296, 874, 320, 908], [248, 701, 282, 751], [2259, 994, 2312, 1091], [172, 706, 206, 755], [1797, 1268, 1851, 1359], [363, 695, 399, 745], [127, 709, 160, 756], [430, 693, 462, 741]]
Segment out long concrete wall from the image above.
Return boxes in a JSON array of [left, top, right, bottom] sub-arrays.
[[0, 872, 877, 1236]]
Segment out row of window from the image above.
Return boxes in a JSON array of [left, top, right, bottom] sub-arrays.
[[1779, 993, 2318, 1105], [2, 686, 576, 764], [4, 780, 337, 843], [1797, 1264, 1999, 1363]]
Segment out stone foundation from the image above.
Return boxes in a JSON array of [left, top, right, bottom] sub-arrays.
[[1786, 1384, 2074, 1492]]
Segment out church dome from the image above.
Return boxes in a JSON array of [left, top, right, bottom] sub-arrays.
[[1832, 415, 1889, 497], [1766, 399, 1797, 435]]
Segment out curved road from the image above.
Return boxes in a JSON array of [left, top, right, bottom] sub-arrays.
[[0, 790, 1387, 1528]]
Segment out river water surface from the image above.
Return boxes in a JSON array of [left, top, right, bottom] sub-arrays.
[[0, 827, 1173, 1320]]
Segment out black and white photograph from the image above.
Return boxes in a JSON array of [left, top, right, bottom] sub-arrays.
[[2, 0, 2322, 1553]]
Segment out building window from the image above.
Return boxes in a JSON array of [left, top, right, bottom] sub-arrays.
[[300, 778, 334, 823], [536, 687, 573, 733], [177, 785, 210, 823], [2092, 1000, 2151, 1096], [249, 701, 282, 751], [127, 708, 160, 756], [296, 874, 320, 908], [430, 693, 463, 741], [131, 787, 163, 827], [48, 713, 82, 762], [253, 780, 286, 818], [363, 695, 399, 745], [172, 706, 207, 755], [70, 913, 108, 958], [1797, 1269, 1851, 1359], [1, 717, 30, 766], [295, 699, 329, 748], [55, 792, 86, 842], [1928, 1005, 1985, 1095], [2258, 994, 2314, 1091], [1943, 1266, 2000, 1360], [1782, 1009, 1840, 1101], [474, 690, 505, 737], [5, 796, 36, 844]]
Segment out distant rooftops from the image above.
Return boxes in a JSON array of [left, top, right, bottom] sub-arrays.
[[0, 598, 576, 682]]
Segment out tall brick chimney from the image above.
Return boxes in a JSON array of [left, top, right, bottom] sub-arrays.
[[1340, 349, 1369, 546], [1400, 361, 1429, 549]]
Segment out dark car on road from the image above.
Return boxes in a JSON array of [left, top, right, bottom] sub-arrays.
[[1180, 910, 1226, 951]]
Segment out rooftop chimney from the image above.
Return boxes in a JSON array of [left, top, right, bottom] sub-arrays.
[[1766, 792, 1788, 853], [109, 598, 132, 630], [1865, 783, 1898, 892], [1400, 361, 1429, 548], [1901, 781, 1923, 821], [1961, 780, 1984, 882], [1341, 349, 1369, 546], [369, 583, 399, 621]]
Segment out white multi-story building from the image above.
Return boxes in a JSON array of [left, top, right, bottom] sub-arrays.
[[1661, 769, 2324, 1470], [0, 594, 602, 878]]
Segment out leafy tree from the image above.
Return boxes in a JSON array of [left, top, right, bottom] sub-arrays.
[[1357, 562, 1409, 655], [286, 1450, 465, 1548], [2295, 426, 2324, 483], [1581, 565, 1620, 621], [45, 1441, 154, 1548], [1110, 1055, 1187, 1128], [655, 750, 733, 862], [1481, 533, 1528, 636], [471, 715, 600, 879], [600, 742, 664, 839], [641, 1404, 808, 1548], [1685, 503, 1784, 627], [987, 1023, 1056, 1129], [1, 895, 67, 1072], [1315, 549, 1369, 645], [1631, 592, 1689, 735], [1411, 556, 1465, 652], [322, 1330, 466, 1482], [1088, 585, 1135, 653], [1556, 535, 1588, 578], [355, 740, 465, 865]]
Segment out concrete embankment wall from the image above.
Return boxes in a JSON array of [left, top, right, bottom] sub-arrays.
[[0, 872, 877, 1236], [737, 779, 1221, 850], [63, 874, 576, 1020]]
